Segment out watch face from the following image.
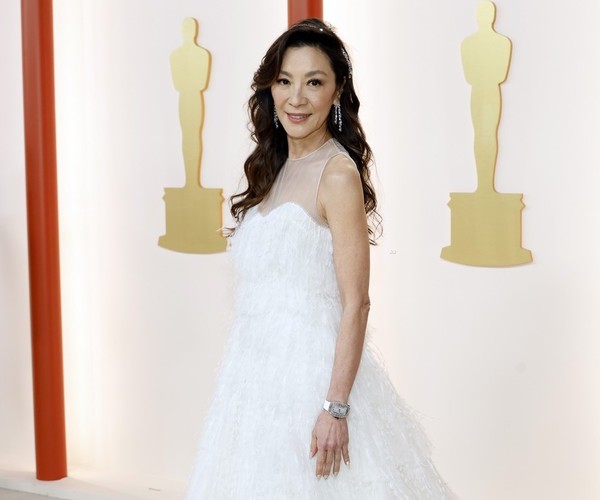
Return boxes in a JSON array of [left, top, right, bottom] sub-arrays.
[[331, 402, 349, 417]]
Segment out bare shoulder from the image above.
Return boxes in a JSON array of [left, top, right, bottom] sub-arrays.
[[319, 154, 362, 197], [318, 154, 364, 223]]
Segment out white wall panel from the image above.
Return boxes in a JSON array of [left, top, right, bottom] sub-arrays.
[[0, 0, 35, 474], [52, 0, 285, 492], [325, 2, 600, 499]]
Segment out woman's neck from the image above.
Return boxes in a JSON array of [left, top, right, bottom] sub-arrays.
[[287, 131, 332, 159]]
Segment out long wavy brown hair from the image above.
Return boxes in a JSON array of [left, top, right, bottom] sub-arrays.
[[230, 18, 382, 243]]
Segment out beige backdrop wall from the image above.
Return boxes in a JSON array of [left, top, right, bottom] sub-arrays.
[[1, 1, 599, 499], [0, 0, 32, 478]]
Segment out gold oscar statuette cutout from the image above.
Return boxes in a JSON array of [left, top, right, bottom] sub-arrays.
[[158, 18, 227, 254], [441, 1, 532, 267]]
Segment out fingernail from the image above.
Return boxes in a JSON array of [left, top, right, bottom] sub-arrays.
[[345, 460, 351, 467], [317, 474, 321, 480], [324, 475, 329, 480], [333, 471, 338, 477]]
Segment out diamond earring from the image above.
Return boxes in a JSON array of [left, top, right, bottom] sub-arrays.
[[274, 108, 280, 129], [333, 103, 342, 132]]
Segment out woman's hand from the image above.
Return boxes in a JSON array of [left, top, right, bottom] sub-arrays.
[[310, 411, 350, 479]]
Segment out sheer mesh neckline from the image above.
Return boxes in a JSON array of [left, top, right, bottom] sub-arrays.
[[287, 138, 334, 161], [257, 138, 350, 226]]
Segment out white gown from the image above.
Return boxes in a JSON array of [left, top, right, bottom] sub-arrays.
[[185, 139, 456, 499]]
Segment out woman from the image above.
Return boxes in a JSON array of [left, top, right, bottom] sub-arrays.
[[186, 18, 456, 499]]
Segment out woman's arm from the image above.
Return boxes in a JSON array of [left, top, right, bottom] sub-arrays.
[[310, 154, 371, 479]]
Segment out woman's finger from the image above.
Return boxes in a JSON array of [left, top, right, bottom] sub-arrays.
[[323, 448, 334, 479], [316, 447, 327, 478], [342, 444, 350, 466], [332, 447, 342, 477], [310, 433, 317, 458]]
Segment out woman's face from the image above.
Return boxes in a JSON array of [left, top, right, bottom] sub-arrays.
[[271, 45, 338, 143]]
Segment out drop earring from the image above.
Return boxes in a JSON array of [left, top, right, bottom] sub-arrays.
[[333, 103, 342, 132], [274, 108, 280, 129]]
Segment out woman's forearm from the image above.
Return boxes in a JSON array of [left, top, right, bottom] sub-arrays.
[[325, 299, 370, 403]]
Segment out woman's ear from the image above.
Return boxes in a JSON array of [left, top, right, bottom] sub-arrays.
[[337, 77, 347, 98]]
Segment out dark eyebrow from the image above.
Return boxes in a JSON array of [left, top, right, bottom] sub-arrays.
[[279, 70, 329, 78]]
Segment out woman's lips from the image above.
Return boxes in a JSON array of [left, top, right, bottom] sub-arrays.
[[286, 113, 310, 123]]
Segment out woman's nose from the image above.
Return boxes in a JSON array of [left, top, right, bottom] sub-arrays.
[[288, 85, 306, 106]]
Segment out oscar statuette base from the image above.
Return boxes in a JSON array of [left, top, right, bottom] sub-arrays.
[[158, 186, 227, 254], [441, 191, 532, 267]]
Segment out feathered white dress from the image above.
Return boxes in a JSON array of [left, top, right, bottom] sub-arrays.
[[185, 139, 456, 499]]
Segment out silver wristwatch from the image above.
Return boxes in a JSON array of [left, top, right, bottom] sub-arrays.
[[323, 400, 350, 419]]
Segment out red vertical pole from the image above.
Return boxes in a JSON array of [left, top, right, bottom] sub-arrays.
[[288, 0, 323, 27], [20, 0, 67, 481]]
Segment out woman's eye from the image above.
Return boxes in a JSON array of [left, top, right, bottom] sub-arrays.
[[277, 78, 290, 85], [308, 79, 322, 87]]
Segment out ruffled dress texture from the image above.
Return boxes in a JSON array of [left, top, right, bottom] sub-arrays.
[[185, 139, 456, 499]]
